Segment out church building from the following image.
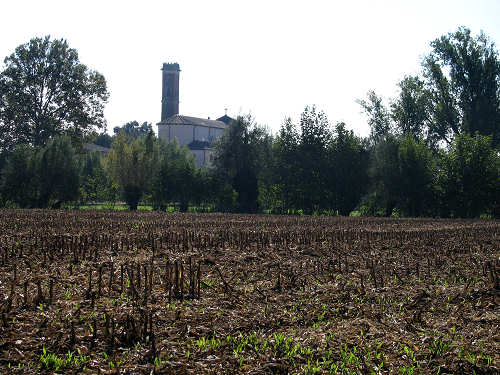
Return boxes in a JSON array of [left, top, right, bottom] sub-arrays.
[[156, 63, 232, 167]]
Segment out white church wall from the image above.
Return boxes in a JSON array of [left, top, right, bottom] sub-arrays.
[[194, 126, 209, 142], [158, 124, 169, 140], [158, 121, 225, 167], [169, 124, 194, 146], [210, 127, 223, 140]]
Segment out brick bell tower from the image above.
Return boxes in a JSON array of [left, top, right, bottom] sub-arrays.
[[161, 63, 180, 121]]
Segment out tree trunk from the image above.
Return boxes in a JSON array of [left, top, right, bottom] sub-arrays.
[[124, 185, 141, 211]]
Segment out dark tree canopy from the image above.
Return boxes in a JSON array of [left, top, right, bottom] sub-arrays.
[[1, 136, 80, 208], [113, 121, 153, 139], [266, 108, 369, 216], [93, 132, 113, 148], [0, 28, 498, 218], [151, 139, 199, 212], [357, 91, 392, 145], [0, 36, 109, 151], [423, 27, 500, 146], [213, 115, 270, 213], [439, 133, 499, 218], [329, 122, 370, 216], [391, 76, 432, 140], [0, 145, 37, 208], [296, 106, 332, 213], [105, 132, 156, 210], [36, 136, 80, 207]]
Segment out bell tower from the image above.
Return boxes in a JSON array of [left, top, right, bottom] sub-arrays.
[[161, 63, 180, 121]]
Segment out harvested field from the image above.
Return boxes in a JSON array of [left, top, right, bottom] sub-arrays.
[[0, 210, 498, 374]]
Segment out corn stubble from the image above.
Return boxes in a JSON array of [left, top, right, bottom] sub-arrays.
[[0, 210, 498, 374]]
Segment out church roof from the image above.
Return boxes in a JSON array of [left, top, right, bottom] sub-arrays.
[[158, 114, 227, 129], [216, 114, 234, 125]]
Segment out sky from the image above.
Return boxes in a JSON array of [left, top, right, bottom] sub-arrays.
[[1, 0, 500, 137]]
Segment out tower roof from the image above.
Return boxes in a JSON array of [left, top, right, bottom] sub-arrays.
[[162, 62, 180, 71]]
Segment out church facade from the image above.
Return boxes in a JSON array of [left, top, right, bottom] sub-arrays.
[[156, 63, 231, 167]]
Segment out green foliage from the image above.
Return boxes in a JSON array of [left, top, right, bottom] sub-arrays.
[[92, 132, 113, 148], [1, 136, 80, 208], [369, 135, 437, 217], [37, 136, 80, 207], [391, 76, 433, 141], [0, 145, 37, 207], [1, 28, 498, 219], [396, 135, 437, 216], [329, 122, 370, 216], [265, 118, 300, 213], [357, 91, 392, 145], [0, 36, 108, 151], [266, 108, 369, 215], [368, 136, 400, 216], [113, 121, 153, 139], [151, 138, 200, 212], [423, 27, 500, 146], [105, 132, 157, 210], [357, 28, 500, 218], [213, 115, 271, 212], [295, 106, 332, 214], [79, 151, 117, 203], [105, 132, 212, 212], [439, 132, 500, 218]]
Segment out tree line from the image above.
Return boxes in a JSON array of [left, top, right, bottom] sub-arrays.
[[0, 28, 499, 217]]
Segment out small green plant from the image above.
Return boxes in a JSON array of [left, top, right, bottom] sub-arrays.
[[154, 356, 164, 367], [399, 365, 417, 374], [196, 337, 209, 351], [39, 347, 86, 371], [202, 279, 214, 287], [304, 358, 322, 374], [399, 344, 420, 373], [429, 338, 451, 359], [40, 347, 64, 370], [75, 348, 88, 366]]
